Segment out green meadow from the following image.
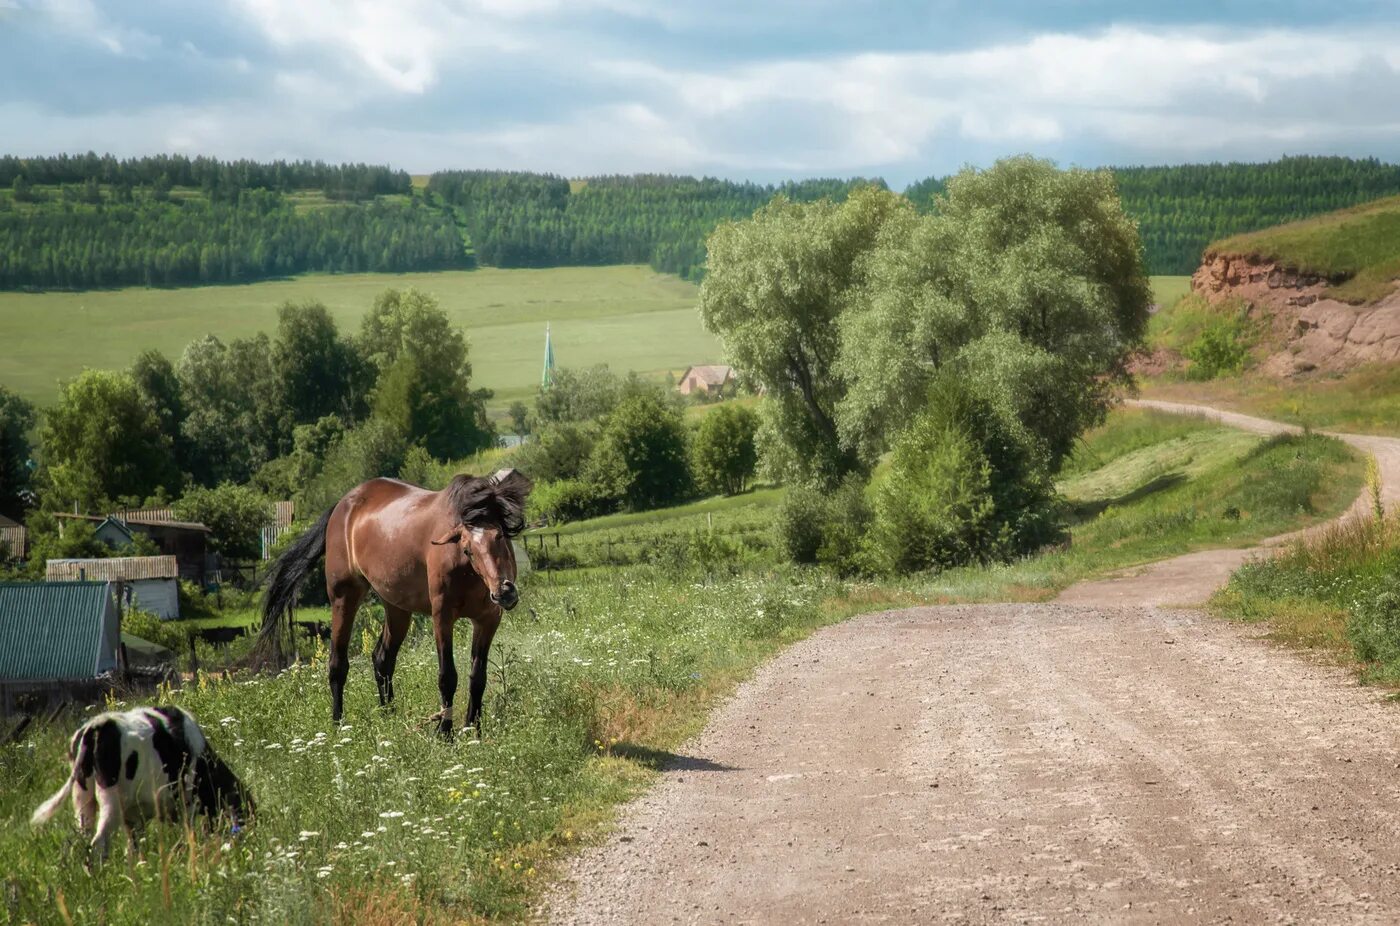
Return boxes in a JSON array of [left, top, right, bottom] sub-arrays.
[[0, 266, 714, 413]]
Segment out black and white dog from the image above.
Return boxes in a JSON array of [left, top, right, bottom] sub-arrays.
[[31, 706, 253, 859]]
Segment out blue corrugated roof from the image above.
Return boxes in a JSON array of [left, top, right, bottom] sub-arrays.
[[0, 581, 118, 681]]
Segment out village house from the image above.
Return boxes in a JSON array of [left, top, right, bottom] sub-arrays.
[[677, 364, 737, 398], [56, 508, 212, 584], [46, 555, 182, 619]]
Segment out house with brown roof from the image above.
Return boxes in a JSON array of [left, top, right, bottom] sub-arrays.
[[678, 364, 737, 397], [56, 510, 211, 584]]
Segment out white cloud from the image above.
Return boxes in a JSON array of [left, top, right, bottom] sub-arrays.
[[25, 0, 159, 55], [6, 14, 1400, 180]]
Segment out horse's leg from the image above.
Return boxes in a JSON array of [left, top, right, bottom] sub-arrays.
[[464, 614, 501, 736], [432, 606, 458, 739], [373, 603, 412, 708], [327, 579, 367, 724]]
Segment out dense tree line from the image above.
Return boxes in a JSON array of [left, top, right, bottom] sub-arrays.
[[5, 152, 1399, 290], [425, 170, 885, 279], [0, 193, 465, 289], [910, 156, 1400, 275], [0, 153, 409, 199]]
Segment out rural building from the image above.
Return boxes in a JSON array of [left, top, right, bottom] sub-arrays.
[[46, 555, 181, 619], [0, 514, 24, 560], [0, 581, 121, 683], [259, 500, 296, 560], [57, 510, 211, 584], [678, 364, 737, 397]]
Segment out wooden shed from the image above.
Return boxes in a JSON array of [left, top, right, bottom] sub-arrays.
[[57, 511, 211, 584], [46, 555, 181, 619]]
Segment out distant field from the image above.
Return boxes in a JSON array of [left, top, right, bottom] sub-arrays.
[[1150, 275, 1191, 308], [0, 266, 715, 412]]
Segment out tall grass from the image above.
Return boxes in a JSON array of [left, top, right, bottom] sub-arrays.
[[1215, 510, 1400, 680], [2, 566, 847, 924]]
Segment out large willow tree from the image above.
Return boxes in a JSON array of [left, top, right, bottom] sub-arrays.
[[838, 156, 1151, 471]]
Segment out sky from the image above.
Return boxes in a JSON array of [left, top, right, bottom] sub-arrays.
[[1, 0, 1399, 188]]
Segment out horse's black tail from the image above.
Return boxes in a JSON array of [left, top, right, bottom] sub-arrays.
[[259, 506, 334, 648]]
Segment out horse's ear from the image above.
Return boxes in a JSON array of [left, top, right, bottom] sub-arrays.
[[430, 530, 462, 546]]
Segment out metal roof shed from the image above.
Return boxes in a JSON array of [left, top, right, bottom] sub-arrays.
[[0, 581, 120, 681], [46, 556, 181, 619]]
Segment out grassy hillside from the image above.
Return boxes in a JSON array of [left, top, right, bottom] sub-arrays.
[[1208, 194, 1400, 303], [0, 266, 714, 412]]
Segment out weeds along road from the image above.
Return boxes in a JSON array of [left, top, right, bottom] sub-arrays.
[[546, 402, 1400, 924]]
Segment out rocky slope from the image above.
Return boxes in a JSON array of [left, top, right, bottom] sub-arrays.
[[1192, 253, 1400, 376]]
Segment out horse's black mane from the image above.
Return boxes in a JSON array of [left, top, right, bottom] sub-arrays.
[[445, 469, 531, 537]]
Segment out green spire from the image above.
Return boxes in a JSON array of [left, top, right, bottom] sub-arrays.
[[541, 322, 555, 389]]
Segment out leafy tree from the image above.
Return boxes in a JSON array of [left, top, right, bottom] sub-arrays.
[[272, 301, 364, 426], [534, 365, 622, 424], [177, 334, 282, 485], [130, 349, 188, 470], [585, 393, 691, 511], [510, 422, 596, 483], [692, 404, 758, 496], [357, 288, 492, 458], [0, 385, 36, 520], [838, 156, 1151, 471], [37, 369, 180, 512], [300, 418, 410, 512], [699, 185, 905, 487], [508, 401, 530, 436], [173, 482, 272, 561]]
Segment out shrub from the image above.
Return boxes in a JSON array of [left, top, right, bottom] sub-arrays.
[[866, 384, 1063, 575], [510, 422, 596, 483], [122, 608, 189, 653], [870, 420, 996, 574], [1348, 581, 1400, 667], [174, 482, 273, 561], [692, 404, 759, 496], [1184, 311, 1253, 380], [528, 479, 615, 525], [773, 485, 829, 565], [585, 394, 692, 511]]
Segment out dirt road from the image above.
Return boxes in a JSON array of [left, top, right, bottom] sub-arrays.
[[548, 403, 1400, 924]]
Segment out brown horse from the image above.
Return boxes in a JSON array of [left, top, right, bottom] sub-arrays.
[[260, 469, 531, 737]]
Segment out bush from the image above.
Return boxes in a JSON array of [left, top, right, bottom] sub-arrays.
[[774, 486, 829, 565], [1184, 312, 1254, 380], [585, 394, 692, 511], [510, 422, 596, 483], [122, 608, 189, 652], [174, 482, 273, 561], [528, 479, 615, 525], [692, 404, 759, 496], [1348, 581, 1400, 667], [773, 478, 872, 575], [870, 420, 996, 574], [867, 383, 1063, 575]]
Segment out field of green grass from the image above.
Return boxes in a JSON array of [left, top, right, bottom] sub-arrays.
[[1150, 275, 1191, 307], [906, 406, 1362, 602], [1209, 194, 1400, 303], [0, 266, 715, 414]]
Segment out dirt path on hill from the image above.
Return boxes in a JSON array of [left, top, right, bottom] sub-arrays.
[[546, 402, 1400, 925]]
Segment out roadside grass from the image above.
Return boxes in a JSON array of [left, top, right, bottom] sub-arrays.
[[1208, 194, 1400, 304], [908, 408, 1362, 602], [0, 265, 712, 414], [1212, 512, 1400, 682], [3, 566, 867, 924], [1141, 363, 1400, 438]]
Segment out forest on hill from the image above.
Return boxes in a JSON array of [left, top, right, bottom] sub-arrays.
[[908, 156, 1400, 275], [3, 153, 1399, 289]]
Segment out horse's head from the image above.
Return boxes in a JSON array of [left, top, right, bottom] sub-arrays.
[[433, 468, 532, 610]]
